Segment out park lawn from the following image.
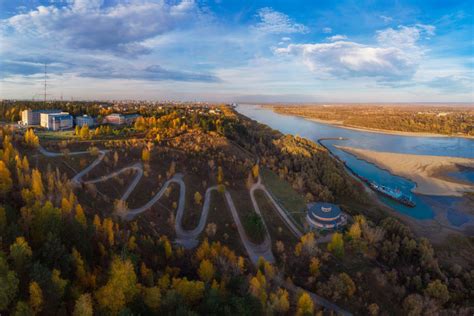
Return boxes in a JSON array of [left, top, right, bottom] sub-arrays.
[[32, 153, 97, 179], [181, 174, 208, 230], [228, 183, 266, 245], [134, 182, 181, 239], [37, 129, 77, 140], [204, 190, 247, 258], [254, 189, 298, 261], [261, 167, 307, 230]]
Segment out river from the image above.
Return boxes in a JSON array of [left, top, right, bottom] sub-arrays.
[[236, 104, 474, 228]]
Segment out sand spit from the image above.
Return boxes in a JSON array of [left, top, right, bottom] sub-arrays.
[[337, 146, 474, 197]]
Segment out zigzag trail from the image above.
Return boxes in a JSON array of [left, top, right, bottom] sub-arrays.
[[38, 145, 352, 315], [38, 145, 280, 263]]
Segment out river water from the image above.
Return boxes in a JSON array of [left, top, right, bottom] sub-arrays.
[[236, 104, 474, 227]]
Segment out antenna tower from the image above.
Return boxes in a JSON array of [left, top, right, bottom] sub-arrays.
[[43, 63, 47, 105]]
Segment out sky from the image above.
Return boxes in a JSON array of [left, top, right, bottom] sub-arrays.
[[0, 0, 473, 103]]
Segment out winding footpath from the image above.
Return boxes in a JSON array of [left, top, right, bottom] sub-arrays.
[[39, 145, 276, 262], [38, 145, 352, 315]]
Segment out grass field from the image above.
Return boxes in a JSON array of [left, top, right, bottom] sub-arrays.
[[181, 174, 208, 230], [37, 129, 77, 140], [204, 190, 246, 257], [261, 167, 307, 230], [254, 190, 298, 261]]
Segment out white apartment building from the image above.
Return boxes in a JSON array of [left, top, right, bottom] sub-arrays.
[[40, 112, 73, 131]]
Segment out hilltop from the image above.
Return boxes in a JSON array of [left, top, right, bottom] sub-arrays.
[[0, 101, 472, 315]]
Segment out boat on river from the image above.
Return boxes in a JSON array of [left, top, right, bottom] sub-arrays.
[[368, 181, 416, 207]]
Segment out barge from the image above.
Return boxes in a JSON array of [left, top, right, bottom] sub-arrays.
[[368, 181, 416, 207]]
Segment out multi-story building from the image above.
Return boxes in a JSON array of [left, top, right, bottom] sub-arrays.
[[40, 112, 73, 131], [75, 115, 95, 127], [21, 109, 61, 125], [104, 113, 142, 125]]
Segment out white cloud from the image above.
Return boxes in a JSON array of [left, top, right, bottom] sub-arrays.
[[5, 0, 197, 56], [275, 25, 435, 81], [72, 0, 103, 12], [322, 27, 332, 34], [327, 34, 347, 41], [254, 7, 307, 34], [424, 74, 472, 93], [379, 15, 393, 23], [376, 24, 435, 48]]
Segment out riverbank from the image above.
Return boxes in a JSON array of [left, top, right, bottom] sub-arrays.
[[264, 106, 474, 139], [309, 118, 474, 139], [336, 146, 474, 197]]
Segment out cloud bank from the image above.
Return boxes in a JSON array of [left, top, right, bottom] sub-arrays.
[[5, 0, 197, 56], [275, 25, 435, 81]]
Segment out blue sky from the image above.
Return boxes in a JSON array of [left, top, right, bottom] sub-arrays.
[[0, 0, 472, 102]]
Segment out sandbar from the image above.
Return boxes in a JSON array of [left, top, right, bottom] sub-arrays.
[[336, 146, 474, 197]]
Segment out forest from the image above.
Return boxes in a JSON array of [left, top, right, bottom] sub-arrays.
[[0, 101, 473, 315], [269, 105, 474, 136]]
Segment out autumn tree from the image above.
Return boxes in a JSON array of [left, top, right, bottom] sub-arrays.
[[79, 125, 90, 140], [269, 288, 290, 314], [95, 257, 138, 314], [51, 269, 68, 300], [198, 259, 214, 283], [347, 221, 361, 240], [295, 232, 318, 257], [31, 169, 44, 200], [24, 129, 39, 147], [217, 166, 224, 184], [171, 277, 205, 305], [194, 191, 203, 205], [28, 282, 43, 314], [60, 197, 73, 215], [425, 280, 449, 305], [0, 255, 19, 311], [0, 161, 12, 195], [296, 292, 314, 316], [134, 116, 146, 131], [142, 148, 150, 163], [309, 257, 321, 278], [252, 164, 259, 178], [72, 248, 88, 288], [9, 237, 32, 276], [327, 232, 344, 257], [74, 204, 87, 228], [143, 286, 161, 311], [249, 270, 267, 306], [14, 301, 33, 315], [73, 293, 93, 316], [103, 218, 115, 246]]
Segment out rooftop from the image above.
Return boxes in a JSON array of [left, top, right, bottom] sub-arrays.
[[308, 202, 341, 220]]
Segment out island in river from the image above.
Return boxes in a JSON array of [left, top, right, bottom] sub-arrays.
[[336, 146, 474, 197]]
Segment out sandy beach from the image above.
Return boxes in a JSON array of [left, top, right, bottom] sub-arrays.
[[337, 146, 474, 196]]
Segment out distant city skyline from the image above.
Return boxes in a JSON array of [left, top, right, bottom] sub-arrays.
[[1, 0, 473, 102]]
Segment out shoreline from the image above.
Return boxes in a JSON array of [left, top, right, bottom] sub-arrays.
[[265, 107, 474, 139], [336, 145, 474, 197]]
